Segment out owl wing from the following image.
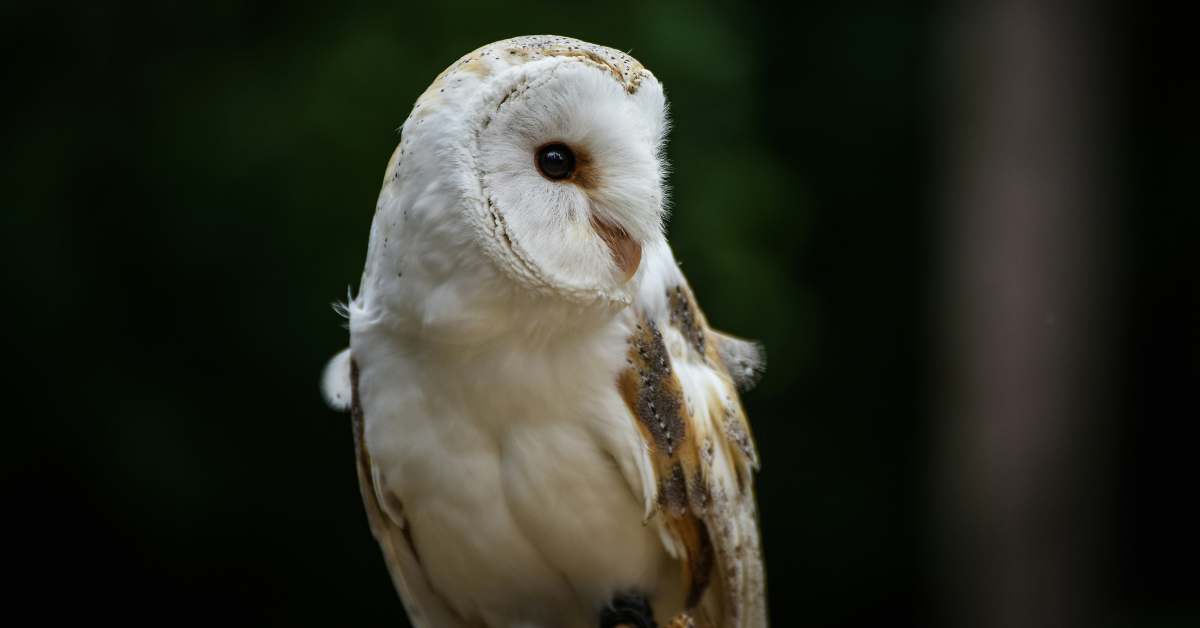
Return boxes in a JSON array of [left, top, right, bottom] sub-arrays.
[[329, 354, 479, 628], [618, 282, 768, 628]]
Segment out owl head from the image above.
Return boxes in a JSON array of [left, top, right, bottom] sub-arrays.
[[367, 36, 670, 320]]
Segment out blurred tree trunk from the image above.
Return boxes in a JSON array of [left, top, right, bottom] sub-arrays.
[[932, 0, 1117, 626]]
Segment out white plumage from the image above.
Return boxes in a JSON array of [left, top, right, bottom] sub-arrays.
[[324, 36, 766, 628]]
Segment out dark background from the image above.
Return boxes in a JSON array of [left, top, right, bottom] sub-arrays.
[[2, 0, 1194, 625]]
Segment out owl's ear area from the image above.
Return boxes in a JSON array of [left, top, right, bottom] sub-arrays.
[[593, 216, 642, 283]]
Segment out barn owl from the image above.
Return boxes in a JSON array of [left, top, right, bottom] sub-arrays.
[[322, 36, 767, 628]]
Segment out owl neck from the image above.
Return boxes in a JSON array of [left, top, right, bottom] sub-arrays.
[[350, 285, 635, 419]]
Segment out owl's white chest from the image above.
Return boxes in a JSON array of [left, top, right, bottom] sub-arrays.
[[353, 326, 674, 628]]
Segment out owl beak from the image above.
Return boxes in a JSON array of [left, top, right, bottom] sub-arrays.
[[593, 218, 642, 283]]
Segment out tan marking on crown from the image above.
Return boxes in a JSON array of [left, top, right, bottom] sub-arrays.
[[417, 35, 652, 108]]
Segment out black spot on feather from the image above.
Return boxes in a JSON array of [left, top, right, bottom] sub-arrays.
[[628, 321, 687, 456], [668, 286, 706, 356], [658, 462, 688, 517]]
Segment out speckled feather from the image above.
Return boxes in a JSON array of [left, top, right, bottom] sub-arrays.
[[621, 281, 766, 626]]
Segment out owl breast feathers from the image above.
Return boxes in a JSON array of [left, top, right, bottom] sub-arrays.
[[322, 36, 767, 628]]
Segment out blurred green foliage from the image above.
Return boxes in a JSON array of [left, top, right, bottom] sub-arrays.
[[3, 0, 933, 624]]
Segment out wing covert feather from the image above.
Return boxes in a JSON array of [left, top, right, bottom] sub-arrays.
[[619, 283, 768, 628]]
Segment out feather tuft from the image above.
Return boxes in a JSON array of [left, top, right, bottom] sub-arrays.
[[715, 335, 766, 391], [321, 348, 353, 411]]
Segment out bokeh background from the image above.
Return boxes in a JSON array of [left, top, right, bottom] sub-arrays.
[[3, 0, 1194, 626]]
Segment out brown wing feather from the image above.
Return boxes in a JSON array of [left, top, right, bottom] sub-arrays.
[[350, 360, 480, 628], [620, 319, 716, 607], [621, 285, 768, 628]]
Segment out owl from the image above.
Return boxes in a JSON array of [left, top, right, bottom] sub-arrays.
[[322, 36, 767, 628]]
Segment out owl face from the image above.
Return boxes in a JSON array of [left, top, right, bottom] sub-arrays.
[[393, 37, 669, 307]]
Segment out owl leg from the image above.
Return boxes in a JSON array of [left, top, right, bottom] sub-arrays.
[[598, 593, 657, 628], [662, 614, 698, 628]]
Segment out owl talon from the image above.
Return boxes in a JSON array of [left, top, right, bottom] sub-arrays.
[[599, 593, 657, 628], [663, 613, 696, 628]]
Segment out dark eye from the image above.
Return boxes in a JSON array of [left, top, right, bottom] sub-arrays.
[[536, 143, 575, 180]]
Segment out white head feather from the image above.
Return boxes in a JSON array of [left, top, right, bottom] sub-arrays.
[[353, 36, 670, 348]]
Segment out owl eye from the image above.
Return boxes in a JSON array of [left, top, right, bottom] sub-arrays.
[[536, 143, 575, 180]]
